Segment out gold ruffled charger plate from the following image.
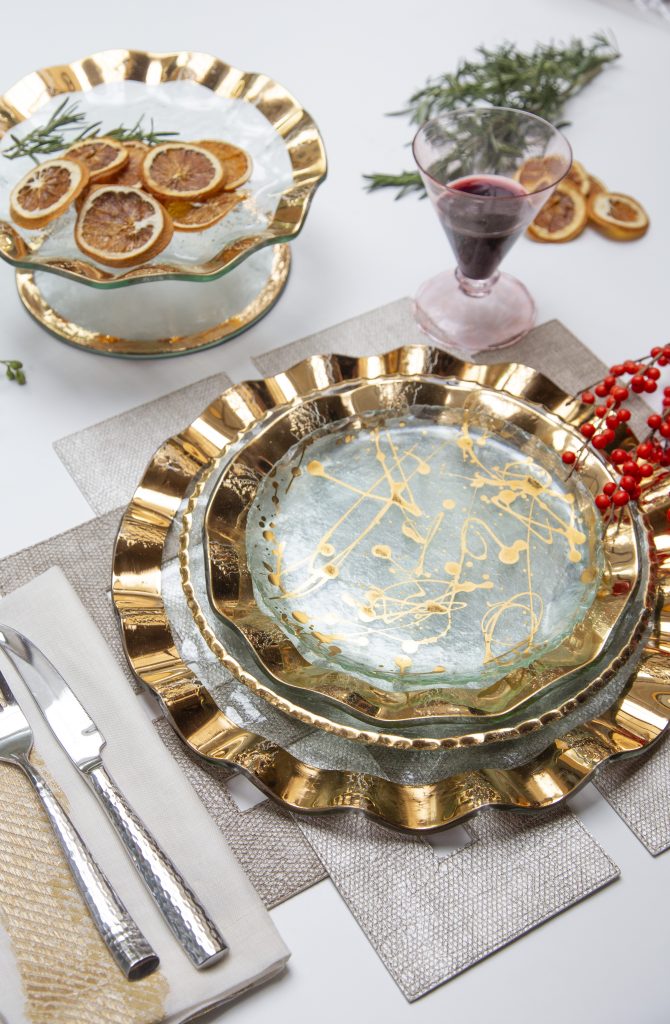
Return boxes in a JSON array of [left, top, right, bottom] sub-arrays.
[[112, 346, 670, 831], [0, 50, 326, 355]]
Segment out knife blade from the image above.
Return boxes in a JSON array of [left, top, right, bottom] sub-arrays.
[[0, 623, 228, 969]]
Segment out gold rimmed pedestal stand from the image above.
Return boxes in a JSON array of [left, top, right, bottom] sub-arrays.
[[16, 244, 290, 358]]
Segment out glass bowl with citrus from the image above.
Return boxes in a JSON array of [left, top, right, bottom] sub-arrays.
[[0, 50, 327, 286]]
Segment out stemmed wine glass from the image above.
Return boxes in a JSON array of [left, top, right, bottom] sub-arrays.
[[412, 107, 572, 355]]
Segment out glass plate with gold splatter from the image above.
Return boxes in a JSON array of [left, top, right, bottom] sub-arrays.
[[198, 373, 643, 726]]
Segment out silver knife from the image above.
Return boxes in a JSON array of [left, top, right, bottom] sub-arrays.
[[0, 624, 228, 970]]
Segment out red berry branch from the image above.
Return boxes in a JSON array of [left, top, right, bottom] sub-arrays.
[[562, 344, 670, 522]]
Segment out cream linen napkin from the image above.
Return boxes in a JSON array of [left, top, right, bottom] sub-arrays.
[[0, 567, 289, 1024]]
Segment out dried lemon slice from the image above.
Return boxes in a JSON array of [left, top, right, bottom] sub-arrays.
[[74, 185, 173, 267], [110, 141, 149, 188], [141, 143, 224, 201], [527, 181, 588, 243], [196, 140, 253, 190], [514, 154, 566, 192], [164, 190, 245, 232], [65, 137, 129, 183], [10, 157, 90, 229], [587, 191, 649, 241]]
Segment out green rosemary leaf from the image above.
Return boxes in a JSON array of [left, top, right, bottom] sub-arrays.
[[362, 171, 424, 198], [1, 359, 26, 385]]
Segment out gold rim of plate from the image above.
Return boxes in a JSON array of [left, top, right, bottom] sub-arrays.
[[112, 346, 670, 832], [195, 375, 645, 727], [0, 49, 327, 286]]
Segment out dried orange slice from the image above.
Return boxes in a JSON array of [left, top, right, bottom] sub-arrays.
[[587, 191, 649, 241], [110, 141, 149, 187], [514, 154, 566, 192], [141, 143, 224, 201], [196, 140, 253, 190], [527, 181, 588, 243], [565, 160, 590, 196], [65, 137, 128, 183], [10, 157, 90, 229], [164, 190, 245, 232], [588, 175, 607, 199], [74, 185, 173, 267]]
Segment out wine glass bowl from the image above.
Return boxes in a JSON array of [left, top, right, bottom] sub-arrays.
[[412, 107, 572, 355]]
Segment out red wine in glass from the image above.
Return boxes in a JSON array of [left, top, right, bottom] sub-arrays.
[[437, 174, 529, 280]]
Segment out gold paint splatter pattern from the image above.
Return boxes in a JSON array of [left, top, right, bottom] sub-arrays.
[[248, 412, 602, 687]]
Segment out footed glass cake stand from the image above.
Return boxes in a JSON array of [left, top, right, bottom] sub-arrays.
[[0, 50, 327, 356]]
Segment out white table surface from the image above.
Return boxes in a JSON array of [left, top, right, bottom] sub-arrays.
[[0, 1, 668, 1021]]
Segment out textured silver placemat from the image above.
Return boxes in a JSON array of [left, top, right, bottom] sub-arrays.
[[54, 371, 234, 515], [593, 737, 670, 855], [0, 512, 326, 909], [295, 807, 618, 1002]]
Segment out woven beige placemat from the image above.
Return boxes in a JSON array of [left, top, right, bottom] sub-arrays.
[[54, 371, 235, 516]]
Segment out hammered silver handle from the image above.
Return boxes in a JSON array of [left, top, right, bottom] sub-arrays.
[[17, 753, 159, 980], [88, 764, 227, 969]]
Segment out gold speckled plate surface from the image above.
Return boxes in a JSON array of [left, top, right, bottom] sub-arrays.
[[112, 346, 670, 832]]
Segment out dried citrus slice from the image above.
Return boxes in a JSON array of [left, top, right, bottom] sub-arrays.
[[110, 141, 149, 187], [587, 191, 649, 241], [164, 190, 245, 232], [65, 137, 128, 183], [196, 140, 253, 190], [141, 143, 224, 201], [588, 175, 607, 199], [10, 157, 90, 229], [565, 160, 590, 196], [514, 154, 566, 192], [527, 181, 588, 243], [74, 185, 173, 267]]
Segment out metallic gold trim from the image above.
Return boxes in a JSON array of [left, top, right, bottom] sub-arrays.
[[15, 245, 290, 357], [112, 346, 670, 832], [0, 50, 327, 286], [195, 375, 644, 727]]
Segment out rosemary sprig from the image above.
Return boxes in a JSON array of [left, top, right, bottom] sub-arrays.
[[3, 99, 178, 163], [364, 33, 620, 198], [105, 116, 179, 147], [1, 359, 26, 385]]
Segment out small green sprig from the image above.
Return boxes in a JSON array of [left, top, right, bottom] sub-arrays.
[[364, 33, 620, 198], [104, 115, 179, 147], [2, 359, 26, 385], [3, 98, 178, 164]]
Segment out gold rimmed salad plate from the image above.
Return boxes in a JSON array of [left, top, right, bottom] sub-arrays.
[[112, 346, 670, 832], [198, 374, 644, 726]]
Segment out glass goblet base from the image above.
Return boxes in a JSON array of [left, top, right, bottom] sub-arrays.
[[414, 268, 536, 357]]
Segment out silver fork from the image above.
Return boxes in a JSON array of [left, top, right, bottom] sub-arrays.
[[0, 666, 159, 980]]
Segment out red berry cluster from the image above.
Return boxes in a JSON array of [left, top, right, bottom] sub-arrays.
[[561, 345, 670, 519]]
